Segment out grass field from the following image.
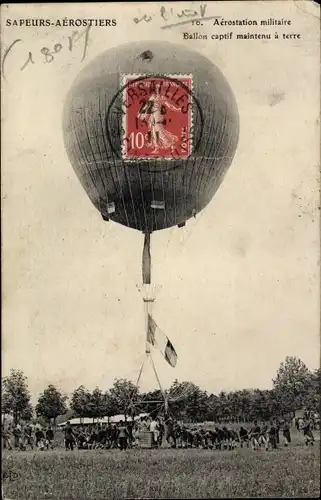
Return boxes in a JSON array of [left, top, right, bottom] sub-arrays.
[[2, 431, 320, 499]]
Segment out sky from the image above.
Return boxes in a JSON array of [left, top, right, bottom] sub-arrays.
[[2, 1, 320, 403]]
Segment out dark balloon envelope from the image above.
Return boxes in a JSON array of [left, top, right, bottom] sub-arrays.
[[63, 41, 240, 233]]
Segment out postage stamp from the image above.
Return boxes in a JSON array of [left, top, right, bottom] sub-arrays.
[[121, 75, 193, 161]]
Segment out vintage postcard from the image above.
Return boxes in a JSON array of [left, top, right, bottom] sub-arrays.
[[1, 1, 320, 499]]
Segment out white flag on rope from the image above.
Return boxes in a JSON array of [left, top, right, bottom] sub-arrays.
[[147, 314, 178, 368]]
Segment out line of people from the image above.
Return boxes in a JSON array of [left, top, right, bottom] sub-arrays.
[[62, 416, 315, 451], [171, 418, 315, 450], [162, 419, 284, 451], [2, 416, 316, 452], [2, 423, 55, 451], [62, 420, 133, 451], [62, 418, 163, 451]]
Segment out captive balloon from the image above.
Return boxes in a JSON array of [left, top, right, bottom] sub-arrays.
[[62, 40, 240, 234]]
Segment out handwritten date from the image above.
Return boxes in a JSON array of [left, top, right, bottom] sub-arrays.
[[1, 25, 91, 83]]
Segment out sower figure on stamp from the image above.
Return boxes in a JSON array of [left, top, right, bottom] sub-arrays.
[[137, 86, 181, 154]]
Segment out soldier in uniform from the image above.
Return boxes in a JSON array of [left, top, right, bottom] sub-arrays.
[[117, 421, 129, 450]]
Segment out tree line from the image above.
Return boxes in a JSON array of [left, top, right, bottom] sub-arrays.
[[2, 356, 320, 426]]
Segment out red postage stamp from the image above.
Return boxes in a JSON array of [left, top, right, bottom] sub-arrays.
[[121, 75, 193, 161]]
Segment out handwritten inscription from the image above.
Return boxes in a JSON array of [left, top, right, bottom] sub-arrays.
[[1, 5, 216, 83], [133, 4, 218, 29], [1, 25, 91, 83]]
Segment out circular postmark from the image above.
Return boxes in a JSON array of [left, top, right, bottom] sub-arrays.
[[106, 75, 204, 173]]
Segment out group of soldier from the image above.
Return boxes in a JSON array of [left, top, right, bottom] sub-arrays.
[[145, 416, 315, 451], [2, 415, 316, 452], [2, 422, 55, 451]]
